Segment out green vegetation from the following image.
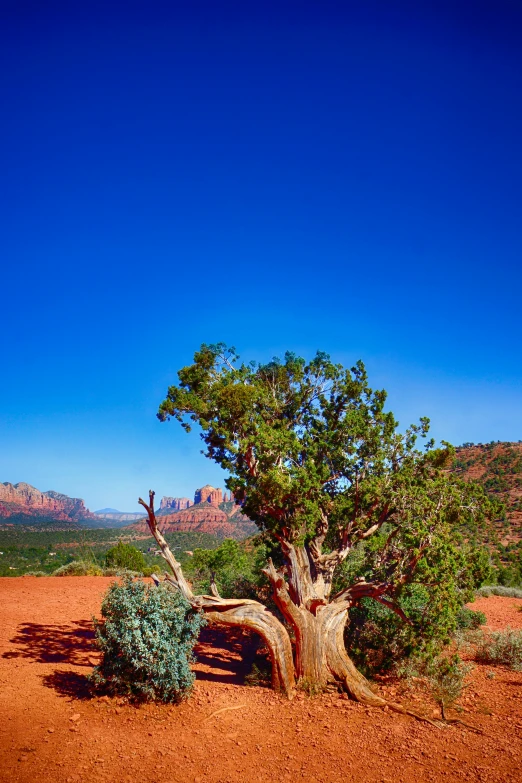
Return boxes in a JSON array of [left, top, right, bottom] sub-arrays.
[[105, 541, 147, 573], [476, 585, 522, 598], [90, 577, 204, 701], [0, 526, 222, 577], [426, 655, 473, 718], [451, 442, 522, 585], [475, 628, 522, 671], [54, 560, 104, 576]]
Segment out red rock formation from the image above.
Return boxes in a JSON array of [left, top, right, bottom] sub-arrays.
[[130, 502, 257, 540], [0, 482, 96, 523], [194, 485, 223, 507], [160, 496, 193, 511]]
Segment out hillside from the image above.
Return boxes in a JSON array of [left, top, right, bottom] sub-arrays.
[[451, 441, 522, 583], [0, 482, 97, 525], [452, 441, 522, 541]]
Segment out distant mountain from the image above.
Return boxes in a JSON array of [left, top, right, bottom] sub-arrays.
[[95, 508, 121, 514], [0, 482, 97, 525], [93, 509, 144, 524]]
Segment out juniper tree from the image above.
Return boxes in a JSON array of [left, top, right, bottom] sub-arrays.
[[141, 344, 491, 711]]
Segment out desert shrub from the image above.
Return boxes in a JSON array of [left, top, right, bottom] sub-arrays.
[[90, 577, 204, 701], [104, 541, 147, 573], [475, 628, 522, 670], [476, 585, 522, 598], [24, 570, 47, 577], [53, 560, 103, 576], [425, 654, 473, 715], [102, 567, 143, 578], [456, 606, 486, 630], [398, 653, 473, 717]]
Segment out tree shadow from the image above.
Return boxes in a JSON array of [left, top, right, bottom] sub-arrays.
[[194, 625, 268, 685], [41, 669, 93, 700], [2, 621, 96, 666]]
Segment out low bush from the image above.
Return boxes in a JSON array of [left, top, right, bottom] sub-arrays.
[[425, 654, 473, 716], [104, 541, 147, 573], [90, 576, 204, 702], [53, 560, 103, 576], [101, 567, 143, 578], [475, 628, 522, 670], [456, 606, 486, 630], [476, 585, 522, 598]]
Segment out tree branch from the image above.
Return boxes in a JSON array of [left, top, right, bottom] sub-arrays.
[[139, 490, 296, 697]]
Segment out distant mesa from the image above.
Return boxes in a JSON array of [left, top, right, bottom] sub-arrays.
[[132, 484, 252, 540], [160, 485, 235, 512], [0, 481, 96, 525]]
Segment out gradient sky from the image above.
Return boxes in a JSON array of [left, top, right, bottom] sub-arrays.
[[1, 1, 521, 511]]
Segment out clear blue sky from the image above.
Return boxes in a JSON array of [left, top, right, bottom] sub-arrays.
[[1, 1, 521, 511]]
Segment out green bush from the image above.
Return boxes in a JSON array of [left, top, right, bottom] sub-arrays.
[[104, 541, 147, 573], [53, 560, 103, 576], [456, 606, 486, 630], [475, 628, 522, 670], [476, 585, 522, 598], [425, 654, 473, 714], [90, 577, 204, 701]]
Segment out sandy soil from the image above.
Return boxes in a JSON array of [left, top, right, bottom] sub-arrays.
[[1, 577, 521, 783]]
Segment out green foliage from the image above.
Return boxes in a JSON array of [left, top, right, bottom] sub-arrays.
[[159, 343, 493, 553], [425, 654, 473, 711], [90, 577, 204, 701], [105, 541, 147, 573], [475, 628, 522, 670], [0, 527, 222, 577], [476, 585, 522, 598], [53, 560, 103, 576], [337, 530, 491, 674], [456, 606, 486, 630], [187, 538, 267, 598]]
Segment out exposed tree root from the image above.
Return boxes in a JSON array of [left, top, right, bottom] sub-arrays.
[[440, 704, 484, 734], [203, 704, 247, 722]]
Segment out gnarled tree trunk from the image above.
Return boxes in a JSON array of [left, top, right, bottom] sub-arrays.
[[262, 548, 384, 705]]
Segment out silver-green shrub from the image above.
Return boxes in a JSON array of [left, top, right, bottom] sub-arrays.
[[53, 560, 103, 576], [475, 628, 522, 670], [476, 585, 522, 598], [90, 577, 204, 701]]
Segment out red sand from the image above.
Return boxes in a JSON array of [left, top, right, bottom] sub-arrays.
[[1, 576, 521, 783]]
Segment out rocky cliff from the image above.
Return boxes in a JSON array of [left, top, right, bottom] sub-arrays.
[[0, 482, 97, 524], [130, 501, 257, 540], [160, 497, 193, 511]]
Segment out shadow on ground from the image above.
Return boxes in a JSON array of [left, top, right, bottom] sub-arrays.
[[42, 669, 93, 700], [2, 620, 96, 665], [194, 626, 270, 685]]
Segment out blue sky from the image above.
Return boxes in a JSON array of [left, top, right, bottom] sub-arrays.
[[1, 1, 521, 511]]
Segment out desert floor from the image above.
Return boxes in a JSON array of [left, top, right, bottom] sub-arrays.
[[1, 576, 521, 783]]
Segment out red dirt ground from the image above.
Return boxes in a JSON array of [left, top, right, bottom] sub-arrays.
[[1, 577, 521, 783]]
